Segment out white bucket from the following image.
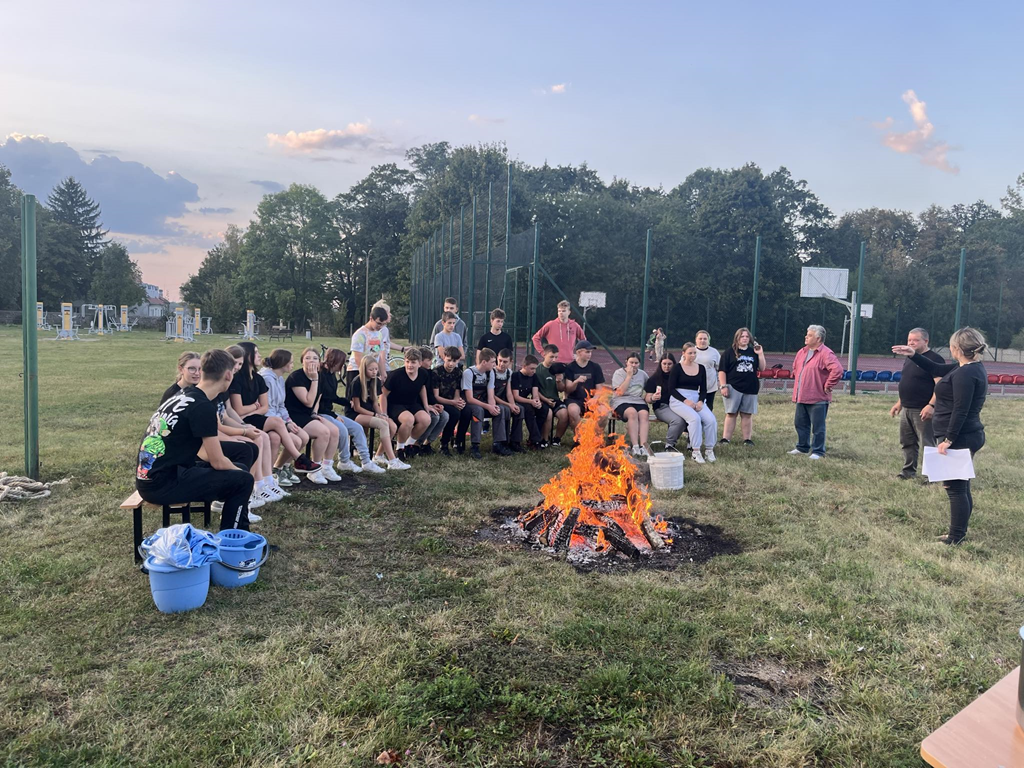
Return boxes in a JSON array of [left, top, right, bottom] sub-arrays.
[[648, 451, 684, 490]]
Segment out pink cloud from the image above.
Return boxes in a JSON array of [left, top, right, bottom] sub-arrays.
[[267, 124, 372, 152], [875, 90, 958, 174]]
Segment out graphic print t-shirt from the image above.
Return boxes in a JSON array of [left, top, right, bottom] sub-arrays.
[[432, 365, 464, 401], [348, 324, 387, 372], [535, 364, 559, 402], [462, 366, 495, 401], [565, 360, 605, 402], [136, 387, 218, 482], [721, 346, 761, 395]]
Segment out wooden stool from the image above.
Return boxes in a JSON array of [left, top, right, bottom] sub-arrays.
[[121, 491, 212, 564]]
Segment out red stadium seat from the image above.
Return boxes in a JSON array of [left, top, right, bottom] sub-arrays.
[[777, 369, 792, 380], [988, 374, 1000, 385], [759, 369, 777, 379], [1013, 375, 1024, 386], [997, 374, 1013, 385]]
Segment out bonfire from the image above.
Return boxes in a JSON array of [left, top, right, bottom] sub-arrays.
[[516, 385, 671, 558]]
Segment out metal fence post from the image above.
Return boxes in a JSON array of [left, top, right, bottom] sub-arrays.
[[954, 247, 966, 329], [484, 182, 492, 315], [458, 205, 465, 318], [468, 196, 477, 348], [640, 229, 652, 360], [21, 195, 39, 479], [531, 222, 539, 339], [750, 234, 762, 338], [850, 241, 866, 397]]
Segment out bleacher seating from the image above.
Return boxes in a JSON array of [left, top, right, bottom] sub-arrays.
[[876, 371, 893, 382], [998, 374, 1013, 385], [891, 371, 902, 382], [859, 370, 878, 382], [988, 374, 1001, 385], [1013, 375, 1024, 386]]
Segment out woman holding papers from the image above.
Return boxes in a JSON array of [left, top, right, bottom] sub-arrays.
[[893, 327, 988, 544]]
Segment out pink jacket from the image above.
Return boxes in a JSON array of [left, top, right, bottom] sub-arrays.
[[791, 344, 844, 404], [532, 318, 586, 364]]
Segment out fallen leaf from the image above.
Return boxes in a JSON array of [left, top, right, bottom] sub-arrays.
[[376, 749, 401, 764]]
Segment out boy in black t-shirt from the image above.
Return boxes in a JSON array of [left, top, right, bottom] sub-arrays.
[[413, 346, 448, 455], [461, 348, 510, 458], [476, 308, 514, 365], [432, 346, 466, 456], [136, 349, 256, 531], [564, 340, 605, 435], [382, 348, 432, 459], [510, 354, 544, 448]]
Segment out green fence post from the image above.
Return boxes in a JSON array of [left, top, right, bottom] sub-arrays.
[[994, 279, 1003, 361], [458, 206, 465, 317], [504, 163, 512, 306], [640, 229, 652, 359], [448, 216, 454, 301], [484, 182, 492, 315], [782, 305, 789, 354], [468, 196, 477, 349], [850, 241, 866, 397], [531, 222, 539, 339], [21, 194, 39, 479], [953, 247, 966, 329], [750, 234, 761, 339]]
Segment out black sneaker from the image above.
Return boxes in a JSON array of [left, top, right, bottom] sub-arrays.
[[396, 447, 407, 461], [405, 445, 420, 458], [508, 442, 525, 453], [539, 441, 549, 449], [897, 471, 914, 480], [470, 445, 482, 460], [417, 444, 435, 456], [440, 446, 452, 457], [455, 442, 465, 455], [719, 438, 730, 445], [294, 454, 321, 473], [743, 439, 754, 446], [552, 438, 561, 447], [493, 443, 513, 457]]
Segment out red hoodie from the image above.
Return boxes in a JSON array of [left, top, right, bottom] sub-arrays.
[[532, 318, 586, 364], [791, 344, 844, 404]]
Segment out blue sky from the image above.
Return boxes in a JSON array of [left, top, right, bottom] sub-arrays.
[[2, 0, 1021, 298]]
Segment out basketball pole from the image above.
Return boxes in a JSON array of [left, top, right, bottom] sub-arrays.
[[953, 247, 966, 330], [640, 229, 652, 363], [849, 241, 866, 397], [749, 234, 761, 339]]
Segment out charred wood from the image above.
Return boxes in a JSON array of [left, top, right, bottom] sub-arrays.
[[553, 508, 580, 552]]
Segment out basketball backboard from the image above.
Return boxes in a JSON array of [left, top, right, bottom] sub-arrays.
[[579, 292, 606, 308], [801, 267, 849, 299]]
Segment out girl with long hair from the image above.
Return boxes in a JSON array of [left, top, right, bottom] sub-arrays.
[[285, 347, 342, 485], [319, 348, 385, 474], [718, 327, 766, 445], [260, 348, 319, 483], [347, 354, 408, 469]]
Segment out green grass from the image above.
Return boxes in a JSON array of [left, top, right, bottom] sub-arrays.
[[2, 327, 1023, 767]]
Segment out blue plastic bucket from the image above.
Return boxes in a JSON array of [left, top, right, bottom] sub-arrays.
[[146, 556, 210, 613], [211, 530, 268, 589]]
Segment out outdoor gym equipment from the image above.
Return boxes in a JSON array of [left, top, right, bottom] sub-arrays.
[[165, 306, 195, 342], [55, 302, 79, 340], [36, 302, 51, 331], [83, 304, 117, 335], [239, 309, 259, 340]]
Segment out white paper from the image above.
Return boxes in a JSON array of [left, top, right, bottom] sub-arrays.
[[922, 447, 975, 482]]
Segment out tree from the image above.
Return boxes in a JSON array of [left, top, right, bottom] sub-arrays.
[[90, 242, 144, 307], [181, 224, 245, 330], [46, 177, 107, 262], [37, 210, 89, 305], [0, 165, 22, 310]]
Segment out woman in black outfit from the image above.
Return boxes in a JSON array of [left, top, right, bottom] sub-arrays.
[[893, 327, 988, 544]]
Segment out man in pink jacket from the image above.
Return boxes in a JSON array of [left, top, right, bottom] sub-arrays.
[[789, 324, 844, 459], [531, 300, 587, 364]]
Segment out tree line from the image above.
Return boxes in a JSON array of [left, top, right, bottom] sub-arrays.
[[0, 169, 146, 311], [181, 143, 1024, 355]]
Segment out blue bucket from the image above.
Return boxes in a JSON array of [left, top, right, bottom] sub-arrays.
[[211, 530, 268, 589], [146, 556, 210, 613]]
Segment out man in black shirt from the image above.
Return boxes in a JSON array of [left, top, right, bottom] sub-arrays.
[[510, 354, 544, 448], [564, 340, 605, 435], [136, 349, 256, 531], [476, 308, 514, 365], [889, 327, 944, 479]]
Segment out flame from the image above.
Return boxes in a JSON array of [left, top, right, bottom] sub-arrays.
[[518, 385, 666, 554]]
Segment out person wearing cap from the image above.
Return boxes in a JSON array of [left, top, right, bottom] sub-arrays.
[[563, 339, 604, 438]]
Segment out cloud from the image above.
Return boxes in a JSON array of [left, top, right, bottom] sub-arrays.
[[549, 83, 568, 94], [468, 114, 506, 125], [266, 123, 402, 156], [875, 90, 958, 174], [250, 179, 285, 193], [0, 133, 200, 234], [198, 206, 234, 215]]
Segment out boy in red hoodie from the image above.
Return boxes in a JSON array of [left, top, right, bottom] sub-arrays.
[[531, 301, 586, 365]]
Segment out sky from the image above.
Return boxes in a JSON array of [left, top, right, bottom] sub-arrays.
[[2, 0, 1022, 300]]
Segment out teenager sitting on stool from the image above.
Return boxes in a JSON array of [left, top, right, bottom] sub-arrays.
[[347, 356, 409, 470], [413, 346, 448, 454], [381, 347, 432, 461], [319, 348, 385, 474], [286, 347, 342, 485], [136, 349, 256, 531], [260, 348, 319, 482], [431, 346, 467, 457]]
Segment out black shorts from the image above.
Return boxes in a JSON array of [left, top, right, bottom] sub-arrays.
[[387, 403, 423, 423], [290, 412, 317, 429], [614, 402, 649, 420], [243, 414, 267, 430]]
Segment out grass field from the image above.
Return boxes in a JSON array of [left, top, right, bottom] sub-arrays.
[[2, 327, 1023, 767]]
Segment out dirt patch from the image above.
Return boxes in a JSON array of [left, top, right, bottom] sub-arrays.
[[482, 507, 742, 573], [711, 658, 831, 711]]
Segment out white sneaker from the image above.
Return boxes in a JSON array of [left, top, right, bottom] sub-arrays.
[[360, 460, 386, 474], [321, 463, 343, 482], [260, 486, 282, 503], [287, 466, 301, 483], [335, 459, 362, 474], [631, 445, 643, 457], [809, 453, 824, 460], [705, 448, 716, 463], [788, 449, 805, 455], [247, 510, 262, 523], [638, 446, 650, 458], [248, 493, 265, 509], [307, 469, 329, 485], [387, 458, 411, 471], [275, 470, 294, 487], [373, 454, 389, 466], [271, 479, 290, 497], [691, 449, 705, 464], [211, 501, 224, 513]]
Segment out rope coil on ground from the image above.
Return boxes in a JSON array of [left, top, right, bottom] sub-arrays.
[[0, 472, 70, 502]]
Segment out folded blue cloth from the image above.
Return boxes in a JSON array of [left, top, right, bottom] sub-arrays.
[[141, 523, 222, 568]]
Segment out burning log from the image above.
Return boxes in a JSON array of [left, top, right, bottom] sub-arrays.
[[523, 507, 553, 533], [641, 517, 666, 549], [601, 520, 641, 559], [552, 507, 580, 552]]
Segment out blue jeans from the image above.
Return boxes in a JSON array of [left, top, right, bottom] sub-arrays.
[[320, 414, 369, 462], [794, 402, 829, 456]]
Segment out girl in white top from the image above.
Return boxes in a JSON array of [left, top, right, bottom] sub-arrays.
[[693, 330, 721, 411]]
